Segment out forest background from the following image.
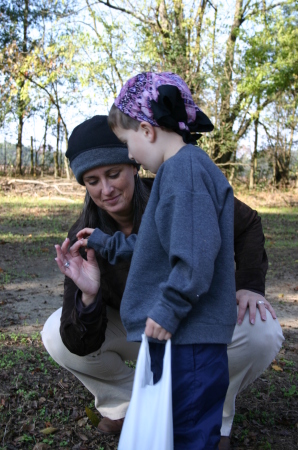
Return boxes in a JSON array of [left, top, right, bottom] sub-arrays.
[[1, 2, 298, 449], [0, 0, 297, 188]]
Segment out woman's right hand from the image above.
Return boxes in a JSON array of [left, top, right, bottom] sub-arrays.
[[55, 237, 100, 306]]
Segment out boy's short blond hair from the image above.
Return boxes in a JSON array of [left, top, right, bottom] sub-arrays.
[[108, 104, 140, 131]]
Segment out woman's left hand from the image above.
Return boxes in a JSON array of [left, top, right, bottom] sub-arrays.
[[236, 289, 277, 325], [55, 237, 100, 302]]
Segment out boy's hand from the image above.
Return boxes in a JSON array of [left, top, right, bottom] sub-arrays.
[[76, 227, 95, 239], [145, 318, 172, 341], [76, 227, 95, 247]]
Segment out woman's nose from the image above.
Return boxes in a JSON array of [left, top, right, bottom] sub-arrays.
[[101, 180, 114, 195]]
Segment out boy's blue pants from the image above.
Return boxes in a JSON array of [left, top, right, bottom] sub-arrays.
[[149, 342, 229, 450]]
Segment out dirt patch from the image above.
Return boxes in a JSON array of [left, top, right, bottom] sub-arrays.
[[0, 256, 64, 334], [1, 184, 298, 449]]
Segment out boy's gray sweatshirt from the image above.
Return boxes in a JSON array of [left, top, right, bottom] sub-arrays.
[[87, 144, 237, 345]]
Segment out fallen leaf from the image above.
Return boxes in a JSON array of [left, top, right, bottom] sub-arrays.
[[41, 247, 49, 252], [85, 406, 100, 427], [71, 409, 79, 420], [21, 422, 35, 432], [40, 427, 59, 435], [33, 444, 50, 450], [77, 432, 88, 441], [0, 268, 4, 273], [272, 364, 283, 372], [264, 234, 273, 239], [77, 417, 88, 427], [278, 293, 284, 298]]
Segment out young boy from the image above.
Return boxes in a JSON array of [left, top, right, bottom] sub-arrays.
[[84, 72, 237, 449]]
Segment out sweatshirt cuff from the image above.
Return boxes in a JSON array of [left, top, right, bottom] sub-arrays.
[[75, 288, 102, 324], [87, 228, 109, 253], [148, 302, 181, 336]]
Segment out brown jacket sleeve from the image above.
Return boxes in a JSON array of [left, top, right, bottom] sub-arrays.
[[234, 197, 268, 295], [59, 218, 130, 356], [59, 276, 107, 356]]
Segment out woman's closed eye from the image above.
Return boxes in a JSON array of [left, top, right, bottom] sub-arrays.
[[87, 179, 98, 186], [109, 171, 120, 179]]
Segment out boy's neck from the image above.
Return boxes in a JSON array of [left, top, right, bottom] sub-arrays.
[[156, 127, 186, 163]]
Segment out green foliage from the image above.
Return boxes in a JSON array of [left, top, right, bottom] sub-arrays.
[[282, 385, 298, 397], [258, 207, 298, 250], [0, 0, 297, 182]]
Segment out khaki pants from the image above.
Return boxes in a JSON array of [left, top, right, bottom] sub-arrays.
[[41, 306, 284, 436]]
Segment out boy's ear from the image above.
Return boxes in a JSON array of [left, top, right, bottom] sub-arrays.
[[139, 121, 156, 142]]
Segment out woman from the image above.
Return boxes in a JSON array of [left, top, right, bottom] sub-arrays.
[[41, 115, 284, 450]]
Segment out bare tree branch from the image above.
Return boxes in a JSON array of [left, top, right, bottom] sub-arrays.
[[94, 0, 156, 26]]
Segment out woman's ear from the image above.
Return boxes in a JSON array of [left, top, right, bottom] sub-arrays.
[[139, 121, 156, 142]]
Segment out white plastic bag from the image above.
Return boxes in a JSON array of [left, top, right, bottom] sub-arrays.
[[118, 334, 173, 450]]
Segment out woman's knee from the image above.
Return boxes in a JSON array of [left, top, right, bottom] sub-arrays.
[[232, 310, 283, 350], [228, 310, 284, 376], [41, 308, 65, 363]]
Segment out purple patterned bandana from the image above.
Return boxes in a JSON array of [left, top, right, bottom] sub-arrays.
[[114, 72, 213, 141]]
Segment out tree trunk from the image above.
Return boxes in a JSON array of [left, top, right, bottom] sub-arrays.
[[35, 148, 37, 176], [30, 136, 34, 175], [284, 125, 294, 185], [220, 0, 243, 120], [64, 132, 70, 180], [54, 118, 60, 178], [273, 146, 277, 187], [4, 139, 7, 174], [59, 130, 63, 172], [41, 116, 48, 177], [15, 0, 29, 176], [213, 0, 244, 165], [249, 115, 259, 189], [228, 151, 236, 186], [15, 113, 23, 176], [61, 118, 70, 180]]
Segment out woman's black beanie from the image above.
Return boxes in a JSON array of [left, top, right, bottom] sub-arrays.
[[66, 115, 139, 185]]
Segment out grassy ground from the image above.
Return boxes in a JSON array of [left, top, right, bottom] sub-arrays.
[[0, 195, 82, 286], [0, 186, 297, 449]]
